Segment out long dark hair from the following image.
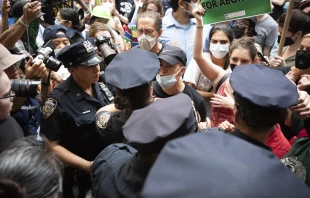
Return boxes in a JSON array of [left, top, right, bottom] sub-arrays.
[[209, 24, 234, 70], [114, 84, 152, 116], [59, 8, 84, 32]]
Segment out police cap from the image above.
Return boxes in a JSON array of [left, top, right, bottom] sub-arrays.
[[230, 64, 298, 110], [43, 25, 74, 43], [104, 48, 160, 90], [123, 93, 197, 153], [141, 130, 310, 198], [56, 39, 102, 68], [158, 46, 187, 66]]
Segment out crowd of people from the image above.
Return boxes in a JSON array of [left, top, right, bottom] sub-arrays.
[[1, 0, 310, 197]]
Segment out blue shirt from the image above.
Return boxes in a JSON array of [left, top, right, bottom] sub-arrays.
[[159, 12, 197, 67]]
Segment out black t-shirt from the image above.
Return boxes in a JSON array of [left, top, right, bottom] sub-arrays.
[[114, 0, 135, 22], [153, 82, 208, 122], [0, 117, 24, 153]]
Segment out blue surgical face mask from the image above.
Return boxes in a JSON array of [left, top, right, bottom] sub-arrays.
[[54, 19, 61, 25], [156, 69, 182, 89]]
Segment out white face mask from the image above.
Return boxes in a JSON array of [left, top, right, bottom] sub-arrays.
[[138, 34, 157, 51], [54, 19, 61, 25], [156, 69, 182, 89], [209, 44, 229, 59]]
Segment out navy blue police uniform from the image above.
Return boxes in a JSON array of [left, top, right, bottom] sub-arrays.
[[228, 64, 298, 148], [95, 48, 160, 145], [40, 40, 113, 198], [92, 94, 198, 197]]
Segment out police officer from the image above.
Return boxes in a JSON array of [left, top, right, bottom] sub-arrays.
[[92, 94, 199, 197], [40, 39, 113, 198], [95, 48, 160, 145], [140, 64, 310, 198]]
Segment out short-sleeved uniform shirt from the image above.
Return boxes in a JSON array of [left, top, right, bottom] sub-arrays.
[[92, 143, 149, 198], [153, 82, 208, 121], [95, 110, 129, 145], [40, 76, 110, 160]]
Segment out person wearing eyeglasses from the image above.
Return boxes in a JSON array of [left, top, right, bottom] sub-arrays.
[[0, 70, 24, 153], [0, 43, 46, 137]]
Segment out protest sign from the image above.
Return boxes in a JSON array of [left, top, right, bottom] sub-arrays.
[[200, 0, 272, 25]]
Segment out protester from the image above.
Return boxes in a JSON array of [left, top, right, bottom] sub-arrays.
[[9, 1, 45, 56], [0, 70, 23, 153], [153, 45, 207, 122], [0, 137, 63, 198], [159, 0, 199, 66], [184, 24, 233, 117], [123, 0, 164, 48], [136, 10, 167, 54], [270, 9, 310, 67], [254, 14, 278, 57], [114, 0, 136, 24], [95, 48, 159, 145], [0, 1, 41, 49], [92, 94, 198, 197], [231, 18, 257, 39], [40, 40, 113, 197], [55, 8, 85, 42]]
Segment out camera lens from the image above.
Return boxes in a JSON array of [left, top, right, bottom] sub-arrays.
[[10, 79, 39, 98], [45, 56, 62, 72]]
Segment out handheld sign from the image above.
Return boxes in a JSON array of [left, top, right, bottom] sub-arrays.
[[201, 0, 272, 25]]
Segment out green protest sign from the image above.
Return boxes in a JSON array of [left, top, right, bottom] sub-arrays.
[[200, 0, 272, 25]]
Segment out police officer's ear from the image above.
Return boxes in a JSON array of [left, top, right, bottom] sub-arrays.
[[68, 67, 77, 76], [67, 21, 73, 29]]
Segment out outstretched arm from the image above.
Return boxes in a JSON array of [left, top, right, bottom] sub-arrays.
[[192, 5, 227, 89]]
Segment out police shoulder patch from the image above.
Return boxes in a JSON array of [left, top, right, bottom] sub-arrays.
[[97, 111, 111, 129], [43, 98, 58, 119]]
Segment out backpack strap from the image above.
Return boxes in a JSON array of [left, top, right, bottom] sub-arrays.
[[215, 73, 230, 93]]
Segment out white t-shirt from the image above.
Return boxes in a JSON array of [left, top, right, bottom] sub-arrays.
[[184, 52, 213, 92], [184, 52, 231, 92]]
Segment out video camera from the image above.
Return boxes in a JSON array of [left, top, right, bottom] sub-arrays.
[[95, 30, 118, 66], [32, 40, 62, 72]]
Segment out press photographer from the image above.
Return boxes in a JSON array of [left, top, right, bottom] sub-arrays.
[[89, 22, 123, 71], [0, 43, 46, 136]]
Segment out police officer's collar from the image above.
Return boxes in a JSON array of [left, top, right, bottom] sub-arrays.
[[230, 129, 271, 151], [66, 76, 98, 102]]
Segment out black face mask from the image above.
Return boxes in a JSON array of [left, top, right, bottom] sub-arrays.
[[230, 64, 237, 71], [278, 34, 295, 47], [231, 26, 246, 39], [295, 50, 310, 70]]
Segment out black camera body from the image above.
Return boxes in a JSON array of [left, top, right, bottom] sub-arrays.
[[32, 47, 62, 72], [95, 31, 118, 66], [10, 79, 40, 98]]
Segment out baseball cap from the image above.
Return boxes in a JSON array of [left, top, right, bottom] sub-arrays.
[[158, 46, 187, 66]]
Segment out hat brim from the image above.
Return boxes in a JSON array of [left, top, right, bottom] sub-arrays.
[[0, 54, 25, 70], [78, 53, 103, 67], [158, 55, 180, 65]]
